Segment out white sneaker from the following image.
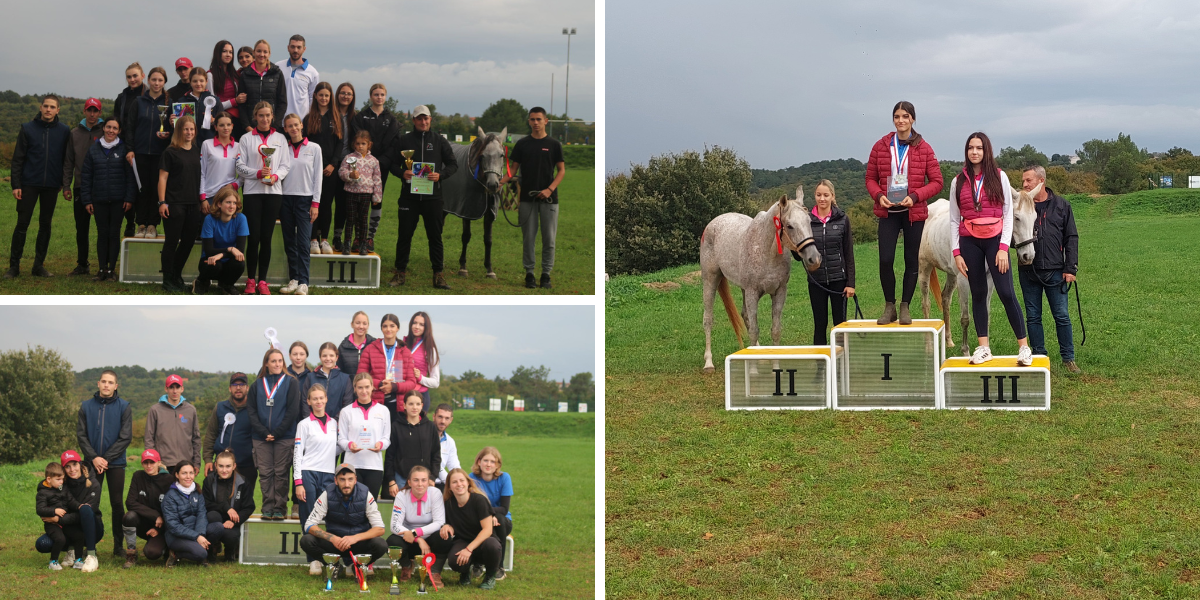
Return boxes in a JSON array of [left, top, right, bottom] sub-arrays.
[[309, 560, 323, 575], [81, 555, 98, 572], [344, 565, 355, 578], [970, 346, 992, 365], [146, 225, 157, 238], [296, 283, 308, 296], [61, 549, 75, 567], [135, 225, 146, 238], [1017, 345, 1033, 367], [281, 279, 299, 294], [366, 564, 375, 576], [320, 240, 334, 254], [48, 561, 62, 571], [309, 239, 321, 255]]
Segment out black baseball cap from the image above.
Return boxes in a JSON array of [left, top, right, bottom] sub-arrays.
[[230, 372, 249, 385]]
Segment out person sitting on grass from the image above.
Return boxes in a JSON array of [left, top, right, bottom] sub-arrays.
[[35, 461, 86, 571], [299, 463, 389, 577], [439, 468, 503, 590], [385, 465, 450, 588], [62, 450, 105, 572], [202, 450, 255, 562], [468, 446, 513, 581], [161, 461, 224, 567], [121, 449, 174, 568]]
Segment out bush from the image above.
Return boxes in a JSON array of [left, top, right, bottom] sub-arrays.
[[845, 201, 879, 243], [0, 346, 76, 464], [1102, 152, 1143, 194], [1045, 166, 1099, 194], [605, 146, 755, 275]]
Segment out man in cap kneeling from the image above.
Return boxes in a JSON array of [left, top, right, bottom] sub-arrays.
[[299, 463, 388, 576]]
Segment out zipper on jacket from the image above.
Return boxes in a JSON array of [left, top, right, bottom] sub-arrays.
[[43, 127, 50, 184], [98, 402, 106, 459]]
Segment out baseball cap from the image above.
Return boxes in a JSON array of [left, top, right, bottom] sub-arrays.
[[141, 449, 161, 463], [165, 374, 184, 388], [60, 450, 82, 466], [336, 463, 357, 475], [175, 57, 193, 70], [230, 372, 249, 385], [83, 98, 102, 112], [412, 105, 431, 118]]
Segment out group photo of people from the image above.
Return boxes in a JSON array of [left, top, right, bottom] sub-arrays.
[[6, 34, 573, 294]]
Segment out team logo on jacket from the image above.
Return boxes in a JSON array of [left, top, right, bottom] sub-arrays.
[[158, 493, 165, 502], [426, 143, 433, 151], [179, 415, 188, 423]]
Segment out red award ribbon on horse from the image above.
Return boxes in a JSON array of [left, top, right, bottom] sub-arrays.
[[423, 553, 438, 590], [773, 215, 784, 255]]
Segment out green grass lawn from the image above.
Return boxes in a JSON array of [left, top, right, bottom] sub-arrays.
[[0, 169, 594, 295], [0, 434, 594, 599], [605, 190, 1200, 598]]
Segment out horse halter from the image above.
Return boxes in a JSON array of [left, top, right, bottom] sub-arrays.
[[773, 198, 815, 256]]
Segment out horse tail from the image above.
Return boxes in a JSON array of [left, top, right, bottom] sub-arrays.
[[717, 276, 746, 348], [929, 269, 942, 310]]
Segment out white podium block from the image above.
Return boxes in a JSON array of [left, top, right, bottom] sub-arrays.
[[831, 320, 945, 410], [239, 500, 393, 566], [940, 356, 1051, 410], [725, 346, 834, 410]]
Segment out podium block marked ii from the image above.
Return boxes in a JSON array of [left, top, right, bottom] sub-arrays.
[[725, 346, 835, 410], [940, 356, 1051, 410], [831, 319, 945, 410]]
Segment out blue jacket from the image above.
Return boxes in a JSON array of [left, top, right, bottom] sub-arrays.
[[162, 483, 208, 546], [76, 392, 133, 468], [10, 114, 71, 189], [80, 140, 137, 206], [207, 398, 254, 466], [322, 482, 372, 537], [246, 373, 301, 441], [302, 367, 353, 420], [129, 93, 172, 155]]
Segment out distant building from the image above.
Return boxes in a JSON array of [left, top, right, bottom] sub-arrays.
[[1068, 155, 1080, 165]]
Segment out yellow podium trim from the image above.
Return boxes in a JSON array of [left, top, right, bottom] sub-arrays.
[[731, 347, 834, 357], [941, 356, 1051, 369], [833, 319, 945, 330]]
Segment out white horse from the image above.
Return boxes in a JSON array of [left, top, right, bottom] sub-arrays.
[[701, 186, 823, 372], [918, 183, 1040, 354]]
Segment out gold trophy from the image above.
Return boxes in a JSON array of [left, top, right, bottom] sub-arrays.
[[400, 149, 414, 172], [322, 553, 342, 593], [388, 547, 403, 595], [157, 105, 169, 133], [417, 553, 437, 594], [259, 145, 277, 183]]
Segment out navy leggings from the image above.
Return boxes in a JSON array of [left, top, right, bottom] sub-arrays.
[[959, 234, 1027, 339]]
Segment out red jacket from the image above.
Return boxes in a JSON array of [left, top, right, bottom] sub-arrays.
[[865, 132, 943, 222], [357, 339, 417, 407]]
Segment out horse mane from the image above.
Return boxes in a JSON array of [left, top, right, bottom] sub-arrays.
[[468, 133, 499, 175]]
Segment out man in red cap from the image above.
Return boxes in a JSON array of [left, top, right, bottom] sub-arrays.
[[168, 58, 193, 101], [61, 98, 106, 276], [143, 374, 200, 476], [121, 449, 173, 567]]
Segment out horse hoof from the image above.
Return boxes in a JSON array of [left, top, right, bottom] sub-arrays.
[[457, 269, 469, 277], [486, 272, 497, 279], [702, 366, 715, 374]]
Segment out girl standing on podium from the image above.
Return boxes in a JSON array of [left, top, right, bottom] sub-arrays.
[[865, 101, 942, 325], [234, 101, 291, 295], [948, 132, 1033, 366], [805, 180, 855, 345], [405, 311, 441, 414]]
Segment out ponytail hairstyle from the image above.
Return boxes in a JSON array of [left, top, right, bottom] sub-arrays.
[[891, 100, 923, 146], [400, 465, 431, 492], [955, 132, 1005, 207], [214, 449, 238, 501], [147, 66, 171, 105], [815, 179, 837, 206]]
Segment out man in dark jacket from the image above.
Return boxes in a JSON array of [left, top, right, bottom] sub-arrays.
[[167, 58, 193, 102], [76, 369, 133, 556], [1018, 166, 1081, 374], [202, 373, 257, 486], [388, 105, 458, 289], [61, 98, 106, 276], [7, 95, 71, 278]]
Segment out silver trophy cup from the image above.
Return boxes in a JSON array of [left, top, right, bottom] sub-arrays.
[[323, 553, 342, 593], [346, 156, 360, 180], [355, 553, 373, 594], [260, 147, 278, 183]]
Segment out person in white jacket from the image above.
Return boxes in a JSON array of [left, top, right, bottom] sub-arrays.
[[294, 383, 339, 539], [279, 113, 322, 295], [199, 113, 240, 204], [234, 101, 290, 295], [384, 465, 452, 586], [337, 373, 390, 500]]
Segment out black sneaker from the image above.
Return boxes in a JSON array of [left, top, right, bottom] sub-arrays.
[[389, 271, 406, 287], [494, 567, 506, 580], [539, 273, 552, 289], [459, 571, 473, 586], [31, 265, 52, 277], [332, 236, 342, 252], [524, 273, 536, 288], [433, 272, 451, 290], [4, 267, 18, 279], [366, 238, 375, 253], [69, 264, 90, 276]]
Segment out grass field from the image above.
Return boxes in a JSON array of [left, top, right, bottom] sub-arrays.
[[605, 190, 1200, 598], [0, 168, 595, 295], [0, 431, 594, 599]]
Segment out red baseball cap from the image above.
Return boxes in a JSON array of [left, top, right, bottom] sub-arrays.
[[175, 57, 193, 70], [141, 449, 161, 463], [60, 450, 82, 466], [84, 98, 102, 112], [165, 374, 184, 388]]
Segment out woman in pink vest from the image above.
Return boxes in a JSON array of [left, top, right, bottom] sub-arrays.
[[948, 132, 1032, 366], [404, 311, 441, 414], [865, 101, 943, 324]]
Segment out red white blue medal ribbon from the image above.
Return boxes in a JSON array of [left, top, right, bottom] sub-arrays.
[[890, 134, 909, 179], [263, 375, 284, 402]]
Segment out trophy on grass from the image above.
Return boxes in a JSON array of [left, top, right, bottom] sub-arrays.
[[417, 553, 437, 594], [259, 144, 277, 184], [346, 156, 359, 181], [156, 105, 169, 133], [388, 547, 403, 595], [400, 149, 414, 172], [322, 553, 343, 593], [353, 553, 373, 593]]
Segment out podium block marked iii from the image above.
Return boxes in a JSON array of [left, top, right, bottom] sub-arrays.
[[725, 346, 835, 410], [940, 356, 1051, 410], [831, 320, 945, 410]]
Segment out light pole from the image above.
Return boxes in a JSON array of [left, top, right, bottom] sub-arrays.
[[562, 27, 575, 143]]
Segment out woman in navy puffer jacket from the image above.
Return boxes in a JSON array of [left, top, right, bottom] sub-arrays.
[[81, 119, 136, 280], [161, 461, 225, 566]]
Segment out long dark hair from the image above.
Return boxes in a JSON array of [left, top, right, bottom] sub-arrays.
[[333, 82, 356, 131], [209, 40, 239, 97], [956, 132, 1004, 207], [404, 311, 439, 369], [891, 100, 923, 146], [305, 81, 334, 137]]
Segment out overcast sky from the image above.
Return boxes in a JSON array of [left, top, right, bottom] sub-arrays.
[[0, 305, 594, 379], [0, 0, 594, 121], [607, 0, 1200, 171]]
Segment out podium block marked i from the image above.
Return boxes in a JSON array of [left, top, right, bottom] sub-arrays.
[[725, 346, 835, 410], [831, 319, 945, 410], [940, 356, 1051, 410]]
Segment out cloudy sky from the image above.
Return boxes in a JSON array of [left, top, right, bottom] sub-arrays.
[[0, 305, 594, 379], [607, 0, 1200, 171], [0, 0, 594, 121]]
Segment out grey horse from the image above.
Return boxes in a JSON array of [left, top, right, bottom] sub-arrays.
[[442, 127, 508, 278], [701, 186, 823, 372]]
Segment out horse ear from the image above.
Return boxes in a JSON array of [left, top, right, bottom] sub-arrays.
[[477, 126, 486, 139], [795, 185, 805, 207], [498, 127, 507, 141], [779, 194, 788, 207]]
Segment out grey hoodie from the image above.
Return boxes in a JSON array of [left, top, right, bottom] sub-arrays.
[[145, 394, 201, 469]]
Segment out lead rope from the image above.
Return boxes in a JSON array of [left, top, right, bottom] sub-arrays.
[[805, 273, 864, 320]]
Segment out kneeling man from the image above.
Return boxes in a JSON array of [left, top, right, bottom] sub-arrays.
[[300, 463, 388, 575]]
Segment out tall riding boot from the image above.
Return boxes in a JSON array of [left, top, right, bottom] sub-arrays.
[[898, 302, 912, 325], [877, 302, 897, 325]]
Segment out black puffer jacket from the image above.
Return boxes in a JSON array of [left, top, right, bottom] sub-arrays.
[[65, 469, 103, 515], [129, 93, 172, 155], [1023, 187, 1079, 275], [80, 139, 137, 205], [10, 114, 71, 189], [36, 479, 80, 526], [238, 63, 288, 132], [114, 84, 144, 147], [202, 471, 256, 523], [389, 129, 459, 204], [355, 108, 401, 175], [304, 109, 356, 170], [807, 205, 856, 286]]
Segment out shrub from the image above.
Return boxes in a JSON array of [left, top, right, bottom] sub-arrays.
[[1045, 166, 1099, 194], [845, 201, 879, 243], [605, 146, 755, 275], [0, 346, 75, 464], [1101, 152, 1143, 194]]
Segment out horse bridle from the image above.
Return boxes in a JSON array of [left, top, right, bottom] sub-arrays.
[[775, 198, 816, 255], [470, 139, 523, 227]]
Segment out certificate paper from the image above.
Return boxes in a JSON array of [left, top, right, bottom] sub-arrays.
[[172, 102, 196, 119], [357, 425, 374, 449], [410, 162, 435, 195]]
